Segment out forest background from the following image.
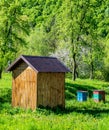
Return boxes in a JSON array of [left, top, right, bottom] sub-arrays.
[[0, 0, 109, 81]]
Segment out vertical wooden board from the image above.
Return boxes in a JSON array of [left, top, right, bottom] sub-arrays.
[[42, 75, 48, 107], [46, 85, 50, 106], [37, 87, 42, 106], [31, 82, 35, 109], [31, 69, 37, 110], [62, 74, 65, 107], [46, 79, 50, 106], [24, 67, 37, 110], [60, 73, 65, 107], [42, 84, 46, 107], [50, 87, 56, 107], [56, 74, 62, 106], [37, 73, 42, 106], [15, 79, 18, 106], [37, 73, 43, 107]]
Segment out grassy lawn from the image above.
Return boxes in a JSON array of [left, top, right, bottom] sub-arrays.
[[0, 73, 109, 130]]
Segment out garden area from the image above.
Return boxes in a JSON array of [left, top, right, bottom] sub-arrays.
[[0, 73, 109, 130]]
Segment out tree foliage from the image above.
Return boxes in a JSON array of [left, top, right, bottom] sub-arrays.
[[0, 0, 29, 78], [0, 0, 109, 80]]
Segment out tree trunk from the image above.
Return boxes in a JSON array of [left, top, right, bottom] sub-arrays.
[[90, 61, 94, 79], [0, 69, 2, 79], [72, 53, 77, 81], [90, 42, 94, 79]]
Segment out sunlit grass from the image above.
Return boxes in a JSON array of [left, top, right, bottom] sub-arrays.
[[66, 78, 109, 89], [0, 72, 12, 88]]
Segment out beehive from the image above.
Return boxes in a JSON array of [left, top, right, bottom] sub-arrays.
[[93, 90, 105, 102], [77, 91, 88, 101]]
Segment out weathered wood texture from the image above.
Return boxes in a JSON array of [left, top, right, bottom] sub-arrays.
[[12, 61, 37, 110], [37, 72, 65, 108], [12, 61, 65, 109]]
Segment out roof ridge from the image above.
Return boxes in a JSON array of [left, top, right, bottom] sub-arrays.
[[22, 55, 57, 59]]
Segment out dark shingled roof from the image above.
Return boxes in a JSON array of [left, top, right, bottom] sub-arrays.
[[7, 55, 70, 72]]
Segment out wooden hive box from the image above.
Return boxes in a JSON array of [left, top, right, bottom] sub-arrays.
[[7, 55, 70, 110]]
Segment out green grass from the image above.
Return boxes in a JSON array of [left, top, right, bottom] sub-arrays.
[[0, 73, 109, 130], [0, 72, 12, 88]]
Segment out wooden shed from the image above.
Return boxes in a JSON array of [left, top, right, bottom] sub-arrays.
[[7, 55, 70, 110]]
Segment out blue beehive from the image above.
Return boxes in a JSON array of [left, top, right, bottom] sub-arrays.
[[77, 91, 88, 101]]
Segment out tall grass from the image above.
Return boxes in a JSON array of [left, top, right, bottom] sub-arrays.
[[0, 73, 109, 130]]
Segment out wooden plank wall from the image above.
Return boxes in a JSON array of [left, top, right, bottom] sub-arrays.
[[12, 61, 37, 110], [37, 72, 65, 108]]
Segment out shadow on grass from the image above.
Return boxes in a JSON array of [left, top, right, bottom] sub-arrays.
[[0, 88, 11, 103], [65, 82, 96, 100], [39, 105, 109, 118], [64, 105, 109, 117]]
